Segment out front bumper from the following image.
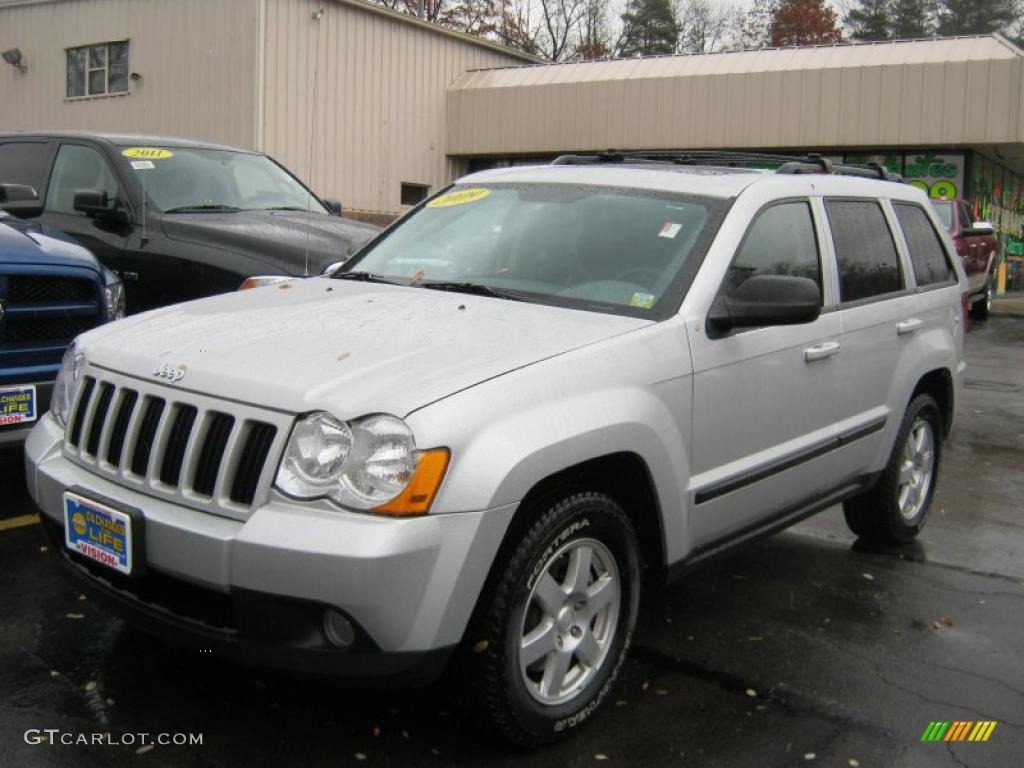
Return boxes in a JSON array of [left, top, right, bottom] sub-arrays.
[[25, 415, 516, 682]]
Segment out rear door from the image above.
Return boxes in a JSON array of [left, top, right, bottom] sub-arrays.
[[688, 198, 843, 549], [36, 141, 131, 276], [824, 198, 918, 479]]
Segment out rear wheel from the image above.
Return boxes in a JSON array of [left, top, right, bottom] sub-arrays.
[[970, 277, 993, 321], [462, 491, 640, 746], [843, 394, 942, 543]]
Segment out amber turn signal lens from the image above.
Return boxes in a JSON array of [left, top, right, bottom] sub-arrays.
[[373, 448, 450, 516]]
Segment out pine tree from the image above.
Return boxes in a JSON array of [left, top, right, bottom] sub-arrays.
[[847, 0, 893, 41], [770, 0, 843, 45], [936, 0, 1015, 35], [619, 0, 680, 56], [891, 0, 933, 37]]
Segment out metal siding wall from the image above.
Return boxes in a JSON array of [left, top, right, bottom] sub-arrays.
[[262, 0, 524, 216], [0, 0, 258, 148], [447, 43, 1024, 156]]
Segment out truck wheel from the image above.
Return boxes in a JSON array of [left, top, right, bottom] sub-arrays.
[[970, 278, 992, 321], [843, 394, 942, 543], [463, 491, 640, 746]]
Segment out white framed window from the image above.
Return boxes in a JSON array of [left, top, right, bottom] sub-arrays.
[[66, 41, 129, 98]]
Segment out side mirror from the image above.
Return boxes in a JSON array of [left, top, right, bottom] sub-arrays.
[[970, 221, 994, 235], [0, 183, 43, 218], [322, 198, 343, 216], [321, 259, 347, 276], [708, 275, 821, 335], [73, 188, 128, 223]]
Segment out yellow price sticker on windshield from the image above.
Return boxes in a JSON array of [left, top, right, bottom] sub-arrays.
[[427, 188, 490, 208], [121, 147, 174, 160]]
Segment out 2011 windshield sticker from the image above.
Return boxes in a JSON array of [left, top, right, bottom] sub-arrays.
[[427, 188, 490, 208], [122, 148, 174, 160]]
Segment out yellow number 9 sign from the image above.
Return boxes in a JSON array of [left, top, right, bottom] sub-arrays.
[[122, 147, 174, 160]]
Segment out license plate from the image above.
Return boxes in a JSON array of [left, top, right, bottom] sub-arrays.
[[64, 492, 134, 575], [0, 384, 36, 426]]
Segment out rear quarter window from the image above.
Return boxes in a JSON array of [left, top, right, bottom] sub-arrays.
[[893, 203, 955, 287]]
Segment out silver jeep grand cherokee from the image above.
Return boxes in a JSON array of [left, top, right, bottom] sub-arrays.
[[24, 154, 967, 745]]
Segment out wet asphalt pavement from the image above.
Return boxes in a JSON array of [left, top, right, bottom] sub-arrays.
[[1, 318, 1022, 768]]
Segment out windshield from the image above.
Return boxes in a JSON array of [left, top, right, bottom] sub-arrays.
[[118, 147, 327, 214], [342, 183, 725, 317], [930, 201, 953, 232]]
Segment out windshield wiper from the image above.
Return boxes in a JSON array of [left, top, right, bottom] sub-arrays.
[[259, 206, 312, 211], [417, 281, 527, 302], [332, 271, 407, 285], [164, 204, 242, 213]]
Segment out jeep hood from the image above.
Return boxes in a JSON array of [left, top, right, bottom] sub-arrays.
[[160, 210, 380, 276], [79, 278, 652, 417]]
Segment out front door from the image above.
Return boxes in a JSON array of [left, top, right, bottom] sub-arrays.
[[688, 199, 843, 550], [38, 142, 130, 276]]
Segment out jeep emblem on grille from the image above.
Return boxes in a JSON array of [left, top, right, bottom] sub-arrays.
[[153, 362, 187, 383]]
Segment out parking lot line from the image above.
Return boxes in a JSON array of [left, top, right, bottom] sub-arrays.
[[0, 514, 40, 532]]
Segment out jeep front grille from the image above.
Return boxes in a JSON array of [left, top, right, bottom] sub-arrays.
[[65, 368, 290, 519]]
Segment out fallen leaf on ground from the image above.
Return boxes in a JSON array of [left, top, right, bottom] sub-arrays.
[[66, 613, 84, 620], [746, 688, 757, 697], [804, 753, 816, 761], [85, 681, 97, 692], [941, 616, 954, 626], [136, 745, 154, 755], [862, 573, 874, 581]]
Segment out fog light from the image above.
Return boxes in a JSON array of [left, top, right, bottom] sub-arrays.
[[323, 609, 355, 649]]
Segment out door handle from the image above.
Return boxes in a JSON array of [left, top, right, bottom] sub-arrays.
[[804, 341, 840, 362], [896, 318, 923, 335]]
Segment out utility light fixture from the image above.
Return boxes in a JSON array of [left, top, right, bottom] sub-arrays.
[[1, 48, 27, 72]]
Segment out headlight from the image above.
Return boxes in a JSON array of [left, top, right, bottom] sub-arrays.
[[50, 343, 86, 428], [275, 412, 446, 514], [101, 268, 126, 320]]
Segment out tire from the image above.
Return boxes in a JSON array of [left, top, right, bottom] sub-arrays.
[[970, 276, 993, 321], [461, 491, 641, 747], [843, 394, 942, 543]]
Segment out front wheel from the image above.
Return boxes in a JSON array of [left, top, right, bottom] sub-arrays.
[[843, 394, 942, 543], [462, 491, 641, 746]]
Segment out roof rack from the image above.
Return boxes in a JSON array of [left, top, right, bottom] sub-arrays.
[[551, 150, 903, 182]]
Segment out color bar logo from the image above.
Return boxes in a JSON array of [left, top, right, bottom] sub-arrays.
[[921, 721, 997, 742]]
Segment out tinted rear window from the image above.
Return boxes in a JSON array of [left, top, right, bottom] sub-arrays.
[[0, 141, 50, 191], [826, 200, 904, 303], [894, 203, 955, 287]]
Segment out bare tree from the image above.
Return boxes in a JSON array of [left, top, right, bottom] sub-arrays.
[[675, 0, 736, 53]]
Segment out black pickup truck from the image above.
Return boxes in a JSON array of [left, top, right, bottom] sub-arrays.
[[0, 133, 379, 314]]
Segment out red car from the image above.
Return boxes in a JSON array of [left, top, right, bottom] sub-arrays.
[[930, 199, 998, 320]]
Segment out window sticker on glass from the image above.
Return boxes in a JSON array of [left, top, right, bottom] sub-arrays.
[[121, 147, 174, 160], [659, 222, 683, 239], [630, 292, 655, 309], [427, 188, 490, 208], [130, 160, 155, 170]]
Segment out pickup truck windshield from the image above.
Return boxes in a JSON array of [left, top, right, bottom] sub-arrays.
[[343, 183, 725, 317], [119, 147, 327, 214]]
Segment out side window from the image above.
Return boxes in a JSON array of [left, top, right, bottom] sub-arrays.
[[0, 141, 50, 191], [958, 202, 974, 230], [721, 201, 822, 302], [893, 203, 955, 287], [44, 145, 120, 215], [825, 200, 904, 303]]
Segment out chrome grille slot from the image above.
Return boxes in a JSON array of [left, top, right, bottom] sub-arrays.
[[63, 367, 292, 521], [84, 382, 115, 457], [106, 390, 138, 467], [68, 377, 96, 448], [230, 422, 278, 506], [159, 404, 198, 487], [193, 413, 234, 498], [131, 397, 166, 477]]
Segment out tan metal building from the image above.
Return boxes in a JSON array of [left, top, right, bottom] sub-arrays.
[[0, 0, 534, 220]]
